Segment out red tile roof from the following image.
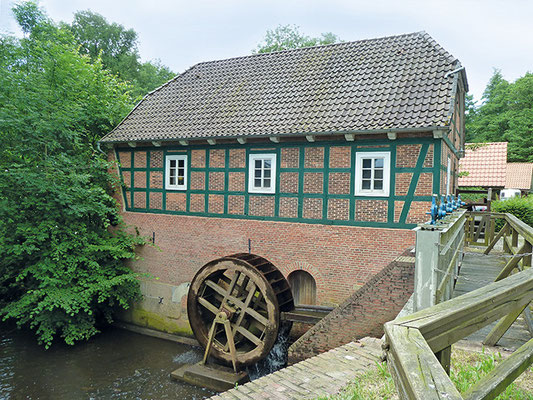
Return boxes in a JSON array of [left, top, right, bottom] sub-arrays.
[[459, 142, 507, 188], [506, 163, 533, 190]]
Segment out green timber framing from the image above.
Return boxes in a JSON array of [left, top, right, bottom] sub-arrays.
[[114, 136, 444, 229]]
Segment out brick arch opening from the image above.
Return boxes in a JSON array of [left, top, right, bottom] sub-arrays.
[[288, 270, 317, 306]]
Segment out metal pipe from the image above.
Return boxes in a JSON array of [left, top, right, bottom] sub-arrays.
[[444, 66, 465, 79]]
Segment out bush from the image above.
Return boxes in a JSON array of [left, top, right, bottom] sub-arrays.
[[492, 196, 533, 229], [0, 156, 146, 347]]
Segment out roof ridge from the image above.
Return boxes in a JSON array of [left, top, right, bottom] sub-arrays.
[[193, 31, 426, 67]]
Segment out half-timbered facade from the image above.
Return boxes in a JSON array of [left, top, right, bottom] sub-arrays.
[[101, 31, 468, 335]]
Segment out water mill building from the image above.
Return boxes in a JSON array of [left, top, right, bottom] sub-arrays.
[[100, 31, 468, 340]]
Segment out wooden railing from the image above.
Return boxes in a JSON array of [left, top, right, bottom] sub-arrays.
[[385, 211, 533, 399], [467, 212, 533, 345], [414, 210, 466, 311]]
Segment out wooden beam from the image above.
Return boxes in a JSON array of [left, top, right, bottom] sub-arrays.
[[237, 138, 246, 145], [512, 228, 519, 248], [152, 141, 161, 147], [179, 140, 189, 146], [473, 215, 488, 242], [505, 213, 533, 245], [207, 139, 216, 145], [484, 302, 529, 346], [524, 241, 532, 268], [524, 306, 533, 335], [435, 346, 451, 375], [269, 137, 280, 143], [384, 324, 462, 399], [484, 223, 509, 255], [464, 338, 533, 400], [305, 135, 315, 142], [128, 142, 136, 148], [344, 133, 355, 141], [392, 267, 533, 353], [432, 130, 445, 139], [495, 242, 527, 282]]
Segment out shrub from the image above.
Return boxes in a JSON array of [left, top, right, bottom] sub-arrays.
[[0, 156, 146, 347], [492, 196, 533, 229]]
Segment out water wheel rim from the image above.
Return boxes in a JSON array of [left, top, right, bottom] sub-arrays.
[[187, 257, 280, 367]]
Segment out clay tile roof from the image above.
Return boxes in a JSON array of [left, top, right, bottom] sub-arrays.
[[506, 163, 533, 190], [101, 31, 465, 143], [459, 142, 508, 188]]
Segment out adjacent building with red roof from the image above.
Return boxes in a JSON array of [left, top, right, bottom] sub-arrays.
[[506, 163, 533, 193], [459, 142, 507, 188]]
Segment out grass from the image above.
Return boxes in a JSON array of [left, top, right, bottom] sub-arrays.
[[317, 347, 533, 400]]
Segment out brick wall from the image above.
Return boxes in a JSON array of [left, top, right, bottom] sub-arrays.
[[287, 249, 415, 363], [121, 212, 415, 308]]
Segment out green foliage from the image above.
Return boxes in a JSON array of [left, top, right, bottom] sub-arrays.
[[492, 197, 533, 228], [458, 187, 487, 202], [254, 24, 342, 54], [0, 157, 145, 348], [466, 70, 533, 162], [68, 10, 175, 99], [12, 1, 46, 35], [0, 2, 146, 347]]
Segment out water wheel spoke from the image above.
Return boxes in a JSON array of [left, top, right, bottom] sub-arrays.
[[224, 271, 241, 299], [224, 283, 258, 351], [198, 297, 219, 315], [236, 326, 262, 346]]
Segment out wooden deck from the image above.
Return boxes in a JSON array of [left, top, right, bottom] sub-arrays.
[[453, 249, 532, 350]]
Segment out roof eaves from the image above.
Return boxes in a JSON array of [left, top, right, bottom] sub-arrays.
[[99, 125, 446, 145]]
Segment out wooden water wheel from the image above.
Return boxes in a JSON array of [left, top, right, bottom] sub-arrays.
[[187, 253, 294, 369]]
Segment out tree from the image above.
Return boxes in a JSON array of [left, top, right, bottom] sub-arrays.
[[68, 10, 175, 99], [465, 70, 533, 162], [0, 2, 145, 347], [254, 24, 342, 54]]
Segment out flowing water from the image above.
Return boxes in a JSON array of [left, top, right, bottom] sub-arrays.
[[0, 323, 216, 400]]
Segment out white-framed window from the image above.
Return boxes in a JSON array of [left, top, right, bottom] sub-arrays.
[[165, 154, 187, 190], [354, 151, 391, 197], [248, 153, 277, 194]]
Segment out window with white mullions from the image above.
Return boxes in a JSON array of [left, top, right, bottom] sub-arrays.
[[249, 154, 277, 194], [355, 151, 390, 196], [166, 155, 187, 190]]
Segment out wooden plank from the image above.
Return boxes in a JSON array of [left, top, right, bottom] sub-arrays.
[[236, 326, 261, 346], [473, 215, 487, 242], [435, 345, 451, 375], [464, 338, 533, 400], [384, 324, 462, 400], [494, 243, 527, 282], [204, 280, 269, 326], [523, 306, 533, 336], [393, 268, 533, 353], [435, 241, 462, 303], [484, 223, 508, 255], [488, 216, 496, 244], [484, 302, 529, 346], [524, 241, 532, 268], [512, 228, 519, 248], [505, 213, 533, 245], [503, 235, 515, 255]]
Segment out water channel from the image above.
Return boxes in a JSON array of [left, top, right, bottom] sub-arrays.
[[0, 323, 216, 399]]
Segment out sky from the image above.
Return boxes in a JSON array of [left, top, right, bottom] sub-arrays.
[[2, 0, 533, 102]]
